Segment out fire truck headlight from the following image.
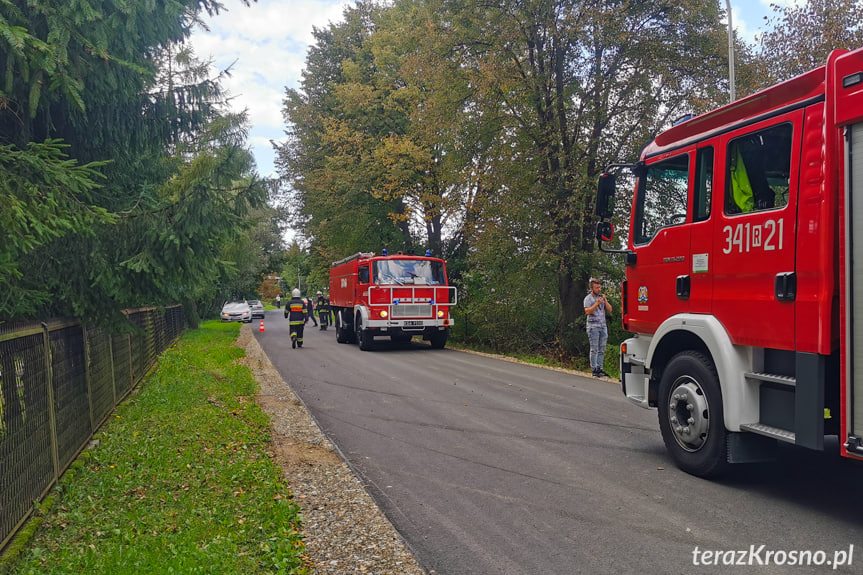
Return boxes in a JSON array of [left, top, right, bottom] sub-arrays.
[[437, 310, 445, 318], [380, 310, 388, 319]]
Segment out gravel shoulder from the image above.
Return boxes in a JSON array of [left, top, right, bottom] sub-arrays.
[[235, 325, 425, 575]]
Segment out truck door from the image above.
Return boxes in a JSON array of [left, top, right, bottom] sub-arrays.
[[626, 149, 693, 335], [688, 145, 716, 314], [712, 113, 802, 350]]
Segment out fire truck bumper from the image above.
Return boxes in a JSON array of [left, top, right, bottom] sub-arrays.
[[366, 319, 452, 336]]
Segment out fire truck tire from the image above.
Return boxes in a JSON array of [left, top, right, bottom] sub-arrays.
[[356, 315, 374, 351], [657, 351, 727, 478], [429, 331, 448, 349], [335, 310, 349, 343]]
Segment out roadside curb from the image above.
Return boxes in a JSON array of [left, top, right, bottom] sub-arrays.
[[446, 345, 621, 384]]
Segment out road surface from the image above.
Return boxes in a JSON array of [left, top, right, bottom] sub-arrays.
[[254, 310, 863, 574]]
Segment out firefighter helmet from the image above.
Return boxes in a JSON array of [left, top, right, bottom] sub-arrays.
[[292, 288, 301, 297]]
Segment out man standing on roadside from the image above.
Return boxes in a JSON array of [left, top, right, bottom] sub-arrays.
[[584, 277, 612, 378], [276, 294, 281, 309]]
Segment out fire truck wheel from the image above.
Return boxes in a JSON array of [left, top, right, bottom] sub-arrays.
[[429, 331, 448, 349], [355, 315, 374, 351], [657, 351, 727, 478], [335, 310, 349, 343]]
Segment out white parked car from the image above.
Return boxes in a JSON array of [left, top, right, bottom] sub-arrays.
[[247, 300, 265, 319], [220, 301, 253, 323]]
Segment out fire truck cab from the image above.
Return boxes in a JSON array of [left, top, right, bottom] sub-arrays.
[[596, 47, 863, 476], [329, 251, 456, 350]]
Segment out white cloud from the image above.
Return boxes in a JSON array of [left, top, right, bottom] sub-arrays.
[[189, 0, 351, 176]]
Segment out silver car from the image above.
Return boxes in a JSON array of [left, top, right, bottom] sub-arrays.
[[247, 300, 265, 319], [220, 301, 253, 323]]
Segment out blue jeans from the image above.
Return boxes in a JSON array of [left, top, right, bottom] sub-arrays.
[[587, 326, 608, 371]]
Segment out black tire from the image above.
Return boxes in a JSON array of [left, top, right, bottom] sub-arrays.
[[335, 310, 349, 343], [356, 314, 374, 351], [657, 351, 727, 477], [429, 331, 448, 349]]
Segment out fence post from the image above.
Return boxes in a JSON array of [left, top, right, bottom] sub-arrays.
[[41, 323, 60, 485], [108, 331, 117, 409], [127, 333, 133, 389], [82, 325, 95, 434]]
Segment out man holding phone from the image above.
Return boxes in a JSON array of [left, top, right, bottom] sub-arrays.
[[584, 277, 612, 378]]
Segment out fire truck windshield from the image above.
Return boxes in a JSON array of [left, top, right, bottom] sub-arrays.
[[373, 259, 445, 285]]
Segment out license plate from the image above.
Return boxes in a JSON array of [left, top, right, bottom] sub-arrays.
[[403, 320, 423, 326]]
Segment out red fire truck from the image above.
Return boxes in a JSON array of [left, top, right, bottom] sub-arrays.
[[595, 47, 863, 477], [329, 250, 456, 350]]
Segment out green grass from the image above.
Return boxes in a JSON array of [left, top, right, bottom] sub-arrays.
[[5, 321, 307, 575], [450, 340, 620, 379]]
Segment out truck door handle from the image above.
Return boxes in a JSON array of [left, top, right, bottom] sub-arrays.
[[676, 275, 690, 299], [775, 272, 796, 302]]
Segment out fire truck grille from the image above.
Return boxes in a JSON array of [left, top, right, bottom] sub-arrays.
[[392, 304, 432, 318]]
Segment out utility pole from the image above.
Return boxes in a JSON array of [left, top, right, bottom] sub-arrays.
[[726, 0, 736, 102]]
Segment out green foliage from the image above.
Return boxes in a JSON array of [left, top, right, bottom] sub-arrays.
[[0, 140, 113, 316], [6, 321, 308, 575], [757, 0, 863, 85], [0, 0, 282, 324]]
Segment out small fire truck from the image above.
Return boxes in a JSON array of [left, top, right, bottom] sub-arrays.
[[329, 250, 456, 350], [595, 47, 863, 477]]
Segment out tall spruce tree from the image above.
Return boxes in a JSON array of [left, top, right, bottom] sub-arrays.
[[0, 0, 269, 323]]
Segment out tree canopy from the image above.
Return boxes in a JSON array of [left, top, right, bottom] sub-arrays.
[[277, 0, 733, 355], [0, 0, 285, 324]]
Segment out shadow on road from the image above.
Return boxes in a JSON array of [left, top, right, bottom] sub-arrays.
[[713, 436, 863, 526]]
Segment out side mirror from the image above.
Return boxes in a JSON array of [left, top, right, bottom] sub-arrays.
[[596, 221, 613, 243], [596, 173, 616, 219]]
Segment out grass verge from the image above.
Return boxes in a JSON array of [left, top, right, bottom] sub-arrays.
[[448, 340, 620, 379], [5, 321, 307, 575]]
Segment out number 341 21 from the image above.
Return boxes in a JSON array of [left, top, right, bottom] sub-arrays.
[[722, 219, 784, 254]]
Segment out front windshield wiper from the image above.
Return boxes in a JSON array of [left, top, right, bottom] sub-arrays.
[[381, 273, 404, 285]]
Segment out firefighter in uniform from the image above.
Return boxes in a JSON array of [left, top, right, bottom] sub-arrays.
[[306, 296, 318, 327], [287, 288, 309, 348], [317, 291, 331, 330]]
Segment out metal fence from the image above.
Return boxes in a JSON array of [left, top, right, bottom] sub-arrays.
[[0, 305, 184, 551]]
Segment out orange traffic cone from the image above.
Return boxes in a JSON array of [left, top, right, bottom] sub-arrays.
[[259, 320, 265, 332]]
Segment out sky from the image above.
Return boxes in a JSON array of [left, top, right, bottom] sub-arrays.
[[188, 0, 802, 180]]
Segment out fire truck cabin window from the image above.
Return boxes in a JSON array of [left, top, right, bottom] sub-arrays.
[[634, 154, 689, 245], [358, 266, 370, 284], [374, 259, 445, 285], [725, 123, 792, 215], [694, 147, 713, 222]]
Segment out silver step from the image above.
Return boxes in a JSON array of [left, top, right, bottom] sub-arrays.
[[740, 422, 796, 444], [744, 371, 797, 387]]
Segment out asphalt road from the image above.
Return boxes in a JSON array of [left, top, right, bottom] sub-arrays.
[[254, 310, 863, 574]]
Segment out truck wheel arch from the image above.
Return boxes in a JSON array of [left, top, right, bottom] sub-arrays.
[[644, 314, 759, 432], [354, 305, 369, 328]]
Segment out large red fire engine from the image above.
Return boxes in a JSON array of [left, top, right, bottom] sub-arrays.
[[595, 47, 863, 477], [329, 250, 456, 350]]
